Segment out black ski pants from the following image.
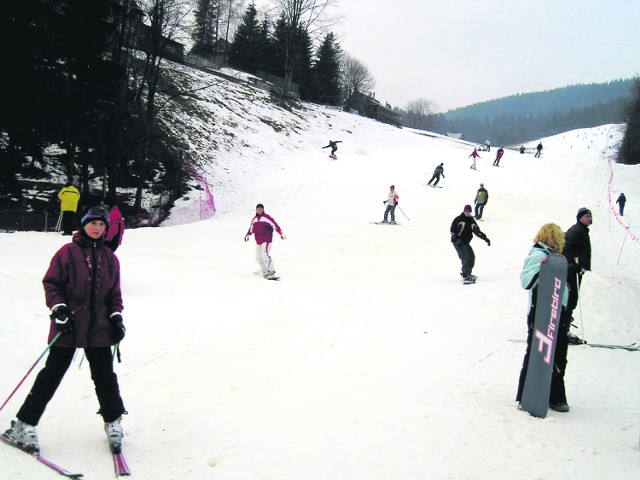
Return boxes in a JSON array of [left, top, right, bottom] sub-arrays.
[[452, 241, 475, 277], [427, 174, 441, 185], [516, 307, 570, 405], [61, 211, 76, 236], [17, 346, 125, 425]]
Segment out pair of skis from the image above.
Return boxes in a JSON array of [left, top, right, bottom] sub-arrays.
[[1, 434, 131, 477]]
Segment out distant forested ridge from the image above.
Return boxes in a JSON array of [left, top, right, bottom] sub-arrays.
[[400, 79, 634, 146]]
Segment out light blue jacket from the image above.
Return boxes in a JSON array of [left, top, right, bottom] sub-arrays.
[[521, 243, 568, 312]]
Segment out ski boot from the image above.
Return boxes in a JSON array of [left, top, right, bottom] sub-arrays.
[[4, 419, 39, 454], [104, 417, 124, 453]]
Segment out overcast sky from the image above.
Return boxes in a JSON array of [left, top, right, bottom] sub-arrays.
[[332, 0, 640, 112]]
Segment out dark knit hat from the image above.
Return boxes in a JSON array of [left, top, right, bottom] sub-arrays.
[[81, 205, 110, 228], [576, 207, 592, 221], [256, 203, 264, 209], [464, 205, 472, 212]]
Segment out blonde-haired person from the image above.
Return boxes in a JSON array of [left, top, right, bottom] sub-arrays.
[[515, 223, 571, 412]]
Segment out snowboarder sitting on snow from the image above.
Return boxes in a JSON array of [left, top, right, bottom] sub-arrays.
[[381, 185, 400, 224], [245, 203, 285, 279], [450, 205, 490, 283], [427, 163, 445, 186], [322, 140, 342, 158], [516, 223, 570, 412], [4, 205, 127, 454]]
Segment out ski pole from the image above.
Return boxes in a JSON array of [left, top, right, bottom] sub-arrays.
[[575, 271, 586, 348], [617, 219, 631, 266], [0, 332, 62, 413], [397, 205, 409, 220]]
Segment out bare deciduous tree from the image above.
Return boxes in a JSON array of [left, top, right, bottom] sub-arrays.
[[404, 98, 439, 130], [340, 52, 375, 102]]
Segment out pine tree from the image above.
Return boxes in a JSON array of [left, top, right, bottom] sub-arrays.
[[310, 33, 342, 105], [228, 3, 261, 73], [619, 78, 640, 165], [191, 0, 218, 55]]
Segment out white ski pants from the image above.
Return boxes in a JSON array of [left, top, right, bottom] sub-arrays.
[[256, 242, 275, 275]]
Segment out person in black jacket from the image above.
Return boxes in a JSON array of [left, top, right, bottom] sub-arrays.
[[427, 163, 445, 186], [534, 142, 543, 158], [450, 205, 491, 283], [616, 193, 626, 216], [562, 207, 592, 343], [322, 140, 342, 158]]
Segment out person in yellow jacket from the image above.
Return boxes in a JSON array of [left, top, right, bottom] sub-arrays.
[[57, 182, 81, 235]]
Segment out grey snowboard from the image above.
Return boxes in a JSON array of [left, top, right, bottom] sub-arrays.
[[520, 254, 568, 418]]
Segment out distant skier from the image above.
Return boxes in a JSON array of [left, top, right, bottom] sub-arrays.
[[450, 204, 491, 284], [519, 145, 525, 154], [322, 140, 342, 158], [427, 163, 445, 186], [381, 185, 400, 224], [493, 147, 504, 166], [469, 148, 481, 170], [245, 203, 286, 279], [484, 138, 491, 152], [534, 142, 543, 158], [616, 193, 626, 216], [474, 183, 489, 219]]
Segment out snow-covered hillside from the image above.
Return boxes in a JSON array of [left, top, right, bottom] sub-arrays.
[[1, 64, 639, 480]]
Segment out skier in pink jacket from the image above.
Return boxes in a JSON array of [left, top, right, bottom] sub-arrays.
[[245, 204, 285, 279]]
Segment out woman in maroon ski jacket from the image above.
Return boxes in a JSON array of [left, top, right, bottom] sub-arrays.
[[5, 205, 127, 454]]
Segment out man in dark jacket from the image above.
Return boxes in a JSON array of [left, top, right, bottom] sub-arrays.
[[427, 163, 445, 186], [616, 193, 626, 216], [450, 205, 491, 283], [562, 207, 592, 343]]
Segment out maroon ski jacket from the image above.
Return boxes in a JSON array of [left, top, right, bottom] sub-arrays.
[[43, 231, 123, 347]]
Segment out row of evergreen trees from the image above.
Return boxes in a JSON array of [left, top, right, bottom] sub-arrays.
[[398, 79, 636, 148], [430, 97, 628, 147], [619, 78, 640, 165], [226, 4, 342, 105]]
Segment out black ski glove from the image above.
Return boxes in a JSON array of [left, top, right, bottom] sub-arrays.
[[109, 313, 126, 343], [485, 237, 491, 246], [51, 305, 74, 333]]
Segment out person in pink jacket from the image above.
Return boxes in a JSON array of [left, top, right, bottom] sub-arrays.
[[469, 147, 481, 170], [104, 195, 125, 252], [245, 204, 285, 279]]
